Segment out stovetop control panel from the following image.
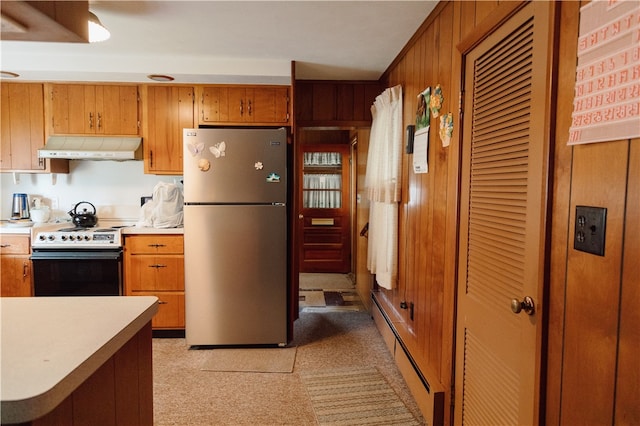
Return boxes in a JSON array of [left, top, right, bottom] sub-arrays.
[[32, 227, 122, 249]]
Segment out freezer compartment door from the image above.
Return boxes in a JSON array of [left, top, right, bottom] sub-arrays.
[[184, 204, 287, 346], [183, 128, 287, 203]]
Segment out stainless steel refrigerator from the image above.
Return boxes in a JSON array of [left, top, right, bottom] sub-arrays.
[[183, 127, 288, 346]]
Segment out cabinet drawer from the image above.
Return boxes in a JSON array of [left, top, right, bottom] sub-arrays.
[[126, 235, 183, 254], [127, 255, 184, 292], [0, 235, 30, 255], [134, 292, 185, 329]]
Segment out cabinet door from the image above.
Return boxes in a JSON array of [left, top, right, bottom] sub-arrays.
[[50, 84, 138, 135], [145, 86, 193, 174], [100, 85, 139, 135], [227, 87, 246, 122], [1, 83, 46, 171], [0, 235, 32, 296], [0, 256, 32, 297], [199, 85, 289, 125], [50, 84, 93, 134], [251, 87, 289, 124], [200, 86, 228, 123]]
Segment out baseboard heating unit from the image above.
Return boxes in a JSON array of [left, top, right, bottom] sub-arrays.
[[371, 294, 445, 425]]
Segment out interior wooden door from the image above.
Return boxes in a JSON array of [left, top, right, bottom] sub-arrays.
[[299, 144, 351, 273], [455, 2, 554, 425]]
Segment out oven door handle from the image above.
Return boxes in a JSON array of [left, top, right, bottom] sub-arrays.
[[31, 251, 122, 261]]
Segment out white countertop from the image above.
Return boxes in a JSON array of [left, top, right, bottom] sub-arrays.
[[121, 226, 183, 235], [0, 296, 159, 424], [0, 222, 184, 236]]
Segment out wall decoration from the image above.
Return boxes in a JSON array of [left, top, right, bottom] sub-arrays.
[[412, 126, 429, 174], [568, 0, 640, 145], [430, 84, 444, 118], [439, 113, 453, 147], [416, 87, 430, 130]]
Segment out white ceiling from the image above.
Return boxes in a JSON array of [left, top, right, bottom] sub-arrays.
[[0, 1, 437, 85]]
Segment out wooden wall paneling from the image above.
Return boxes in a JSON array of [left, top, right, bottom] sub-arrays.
[[294, 83, 313, 122], [114, 333, 141, 423], [460, 1, 477, 40], [442, 2, 464, 423], [335, 84, 353, 121], [404, 42, 419, 338], [562, 141, 628, 425], [416, 20, 434, 367], [545, 1, 579, 424], [615, 139, 639, 425], [73, 357, 117, 425], [137, 323, 154, 424], [311, 83, 336, 121], [429, 1, 455, 380], [475, 1, 499, 26]]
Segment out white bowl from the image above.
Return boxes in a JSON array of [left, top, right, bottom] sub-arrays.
[[30, 208, 50, 223]]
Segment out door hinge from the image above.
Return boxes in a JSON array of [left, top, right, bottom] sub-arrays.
[[458, 90, 464, 115]]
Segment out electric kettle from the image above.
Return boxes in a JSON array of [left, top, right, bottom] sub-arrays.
[[11, 193, 30, 219]]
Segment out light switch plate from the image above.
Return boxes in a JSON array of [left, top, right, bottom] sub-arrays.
[[574, 205, 607, 256]]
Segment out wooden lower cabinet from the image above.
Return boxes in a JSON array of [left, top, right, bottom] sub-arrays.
[[124, 235, 184, 329], [0, 234, 32, 297]]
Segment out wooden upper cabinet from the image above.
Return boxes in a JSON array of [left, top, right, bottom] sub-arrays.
[[0, 82, 68, 173], [294, 81, 382, 127], [142, 85, 194, 175], [198, 85, 290, 125], [49, 84, 139, 135]]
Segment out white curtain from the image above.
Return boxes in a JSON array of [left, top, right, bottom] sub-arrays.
[[364, 85, 403, 289]]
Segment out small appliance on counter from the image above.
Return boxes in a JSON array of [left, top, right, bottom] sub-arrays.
[[68, 201, 98, 227], [11, 193, 29, 220], [29, 198, 50, 223]]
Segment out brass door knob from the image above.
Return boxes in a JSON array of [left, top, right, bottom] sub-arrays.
[[511, 296, 535, 315]]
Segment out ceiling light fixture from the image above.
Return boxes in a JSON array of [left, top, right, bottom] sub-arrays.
[[0, 71, 20, 79], [88, 12, 110, 43], [147, 74, 175, 82]]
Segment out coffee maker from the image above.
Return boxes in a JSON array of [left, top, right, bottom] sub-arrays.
[[11, 193, 30, 220]]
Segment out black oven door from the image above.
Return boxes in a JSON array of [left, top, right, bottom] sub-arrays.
[[31, 249, 123, 296]]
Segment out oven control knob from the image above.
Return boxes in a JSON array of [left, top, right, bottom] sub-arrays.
[[39, 235, 46, 241], [69, 235, 75, 241], [84, 235, 90, 241], [47, 235, 55, 241], [61, 235, 68, 241]]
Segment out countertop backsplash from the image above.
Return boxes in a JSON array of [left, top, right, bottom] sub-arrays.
[[0, 160, 181, 223]]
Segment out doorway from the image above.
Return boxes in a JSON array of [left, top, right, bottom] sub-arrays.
[[297, 130, 352, 273]]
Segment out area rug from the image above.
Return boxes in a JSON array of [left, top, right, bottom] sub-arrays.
[[201, 347, 297, 373], [299, 290, 327, 307], [300, 273, 354, 290], [301, 366, 421, 425]]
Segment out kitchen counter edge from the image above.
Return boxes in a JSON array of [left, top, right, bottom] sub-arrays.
[[0, 296, 159, 424]]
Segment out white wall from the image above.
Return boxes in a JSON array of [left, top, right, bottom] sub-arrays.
[[1, 160, 180, 222]]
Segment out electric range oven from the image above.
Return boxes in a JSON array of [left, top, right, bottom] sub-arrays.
[[31, 226, 124, 296]]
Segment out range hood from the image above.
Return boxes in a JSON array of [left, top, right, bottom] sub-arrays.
[[38, 136, 143, 160]]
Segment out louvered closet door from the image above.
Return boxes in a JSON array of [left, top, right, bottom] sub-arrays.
[[455, 2, 553, 425]]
